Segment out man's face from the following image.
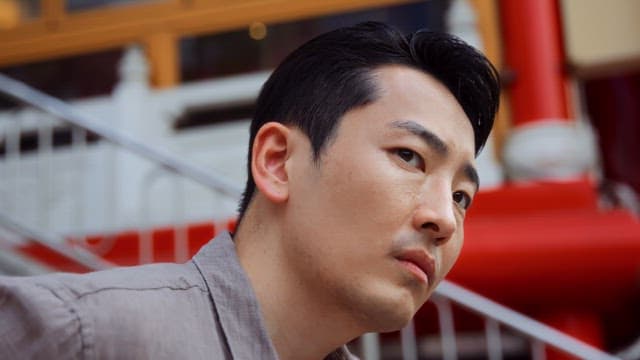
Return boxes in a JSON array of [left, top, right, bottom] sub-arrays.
[[282, 65, 477, 332]]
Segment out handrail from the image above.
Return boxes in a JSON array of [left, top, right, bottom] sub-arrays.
[[0, 244, 52, 276], [0, 209, 114, 271], [434, 280, 621, 360], [0, 73, 242, 199]]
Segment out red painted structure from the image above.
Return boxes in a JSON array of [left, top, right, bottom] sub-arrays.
[[452, 180, 640, 353], [496, 0, 626, 354], [500, 0, 570, 125]]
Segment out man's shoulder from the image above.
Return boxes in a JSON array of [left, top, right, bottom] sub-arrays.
[[53, 261, 206, 297], [0, 261, 222, 359], [0, 273, 85, 359], [1, 261, 209, 313]]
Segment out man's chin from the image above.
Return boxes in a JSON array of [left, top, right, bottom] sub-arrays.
[[370, 308, 417, 333], [341, 279, 429, 333], [362, 295, 423, 333]]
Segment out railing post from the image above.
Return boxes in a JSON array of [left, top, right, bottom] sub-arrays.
[[485, 318, 503, 360], [400, 319, 418, 360], [434, 297, 458, 360], [532, 340, 547, 360], [172, 176, 188, 263], [112, 45, 153, 228], [36, 121, 53, 231], [361, 333, 381, 360], [71, 126, 87, 241]]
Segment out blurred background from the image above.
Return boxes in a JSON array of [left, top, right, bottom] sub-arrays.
[[0, 0, 639, 359]]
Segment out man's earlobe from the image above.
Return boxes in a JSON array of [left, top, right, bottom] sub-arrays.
[[251, 122, 291, 203]]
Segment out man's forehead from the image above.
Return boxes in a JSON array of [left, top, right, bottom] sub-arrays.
[[368, 66, 474, 141]]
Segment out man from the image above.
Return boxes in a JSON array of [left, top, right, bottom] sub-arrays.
[[0, 22, 499, 359]]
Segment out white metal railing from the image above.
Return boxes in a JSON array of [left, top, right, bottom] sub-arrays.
[[0, 60, 262, 266], [0, 67, 253, 266], [0, 209, 114, 272], [359, 280, 620, 360], [0, 72, 242, 198], [433, 281, 617, 359], [0, 45, 269, 237]]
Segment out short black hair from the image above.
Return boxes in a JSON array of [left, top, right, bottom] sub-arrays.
[[238, 21, 500, 219]]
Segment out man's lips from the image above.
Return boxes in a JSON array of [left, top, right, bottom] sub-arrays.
[[395, 249, 436, 286]]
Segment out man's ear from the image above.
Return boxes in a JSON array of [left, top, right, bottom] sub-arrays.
[[251, 122, 292, 204]]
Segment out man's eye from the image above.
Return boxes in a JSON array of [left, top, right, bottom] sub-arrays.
[[453, 191, 472, 210], [395, 149, 425, 170]]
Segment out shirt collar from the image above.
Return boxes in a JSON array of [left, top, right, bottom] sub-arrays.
[[192, 231, 279, 360], [193, 231, 359, 360]]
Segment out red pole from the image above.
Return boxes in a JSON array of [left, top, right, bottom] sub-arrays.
[[499, 1, 606, 355], [500, 0, 570, 125]]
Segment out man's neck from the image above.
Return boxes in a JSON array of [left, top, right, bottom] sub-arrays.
[[234, 211, 361, 360]]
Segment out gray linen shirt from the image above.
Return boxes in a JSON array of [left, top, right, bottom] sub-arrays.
[[0, 232, 355, 359]]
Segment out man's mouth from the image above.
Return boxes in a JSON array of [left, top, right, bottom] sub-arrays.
[[395, 249, 436, 286]]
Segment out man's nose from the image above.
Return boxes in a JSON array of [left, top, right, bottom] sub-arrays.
[[411, 189, 457, 245]]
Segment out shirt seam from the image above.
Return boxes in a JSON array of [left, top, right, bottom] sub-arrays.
[[69, 284, 208, 300], [34, 284, 91, 360]]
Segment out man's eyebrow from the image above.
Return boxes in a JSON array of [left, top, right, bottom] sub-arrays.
[[389, 120, 448, 156], [390, 120, 478, 190], [464, 163, 480, 193]]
